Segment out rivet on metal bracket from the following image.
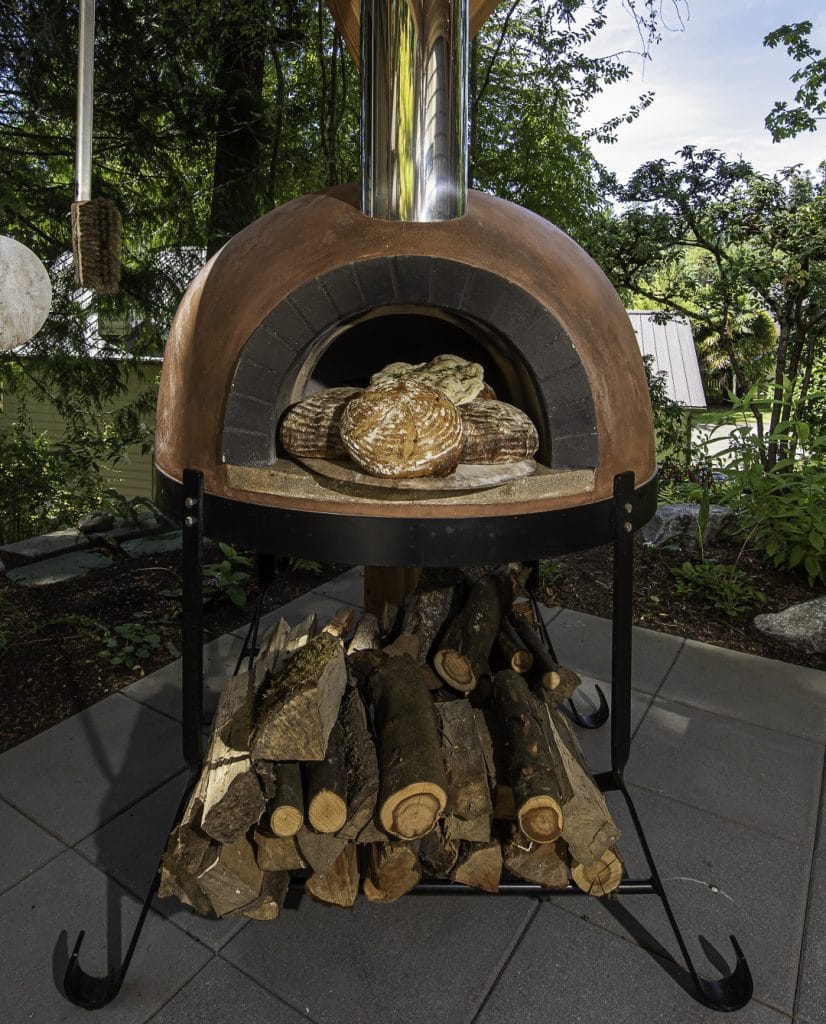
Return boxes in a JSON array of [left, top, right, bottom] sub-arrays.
[[184, 497, 198, 509], [623, 521, 633, 533], [623, 502, 633, 514], [184, 515, 198, 527]]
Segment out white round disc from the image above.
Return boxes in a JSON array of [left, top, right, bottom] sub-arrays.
[[0, 236, 53, 350]]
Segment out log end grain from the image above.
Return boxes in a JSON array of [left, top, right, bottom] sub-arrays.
[[517, 795, 564, 845], [378, 781, 446, 840]]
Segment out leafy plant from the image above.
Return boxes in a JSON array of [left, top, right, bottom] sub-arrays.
[[100, 612, 164, 671], [203, 543, 253, 607], [287, 556, 324, 575], [671, 561, 766, 618]]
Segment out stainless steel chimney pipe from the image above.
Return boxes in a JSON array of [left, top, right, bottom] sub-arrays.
[[360, 0, 468, 221]]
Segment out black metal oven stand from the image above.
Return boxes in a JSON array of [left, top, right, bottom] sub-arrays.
[[64, 469, 753, 1012]]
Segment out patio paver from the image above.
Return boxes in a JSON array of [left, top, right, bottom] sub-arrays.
[[6, 549, 113, 586], [795, 849, 826, 1024], [0, 797, 65, 896]]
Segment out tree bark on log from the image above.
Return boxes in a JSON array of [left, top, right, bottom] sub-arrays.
[[363, 842, 422, 903], [369, 654, 448, 839], [502, 827, 569, 888], [242, 871, 290, 920], [495, 618, 533, 674], [269, 761, 305, 837], [418, 823, 460, 877], [347, 612, 382, 655], [306, 719, 348, 833], [443, 813, 490, 843], [451, 840, 502, 893], [509, 613, 581, 702], [493, 669, 567, 844], [338, 688, 380, 841], [253, 829, 308, 871], [251, 632, 347, 761], [571, 847, 624, 896], [541, 700, 621, 866], [384, 584, 455, 661], [305, 843, 360, 908], [434, 576, 508, 694], [436, 700, 493, 824]]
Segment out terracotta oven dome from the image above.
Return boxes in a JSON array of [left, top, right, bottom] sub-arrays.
[[154, 185, 656, 564]]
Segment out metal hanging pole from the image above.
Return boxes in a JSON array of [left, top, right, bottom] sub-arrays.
[[75, 0, 95, 203]]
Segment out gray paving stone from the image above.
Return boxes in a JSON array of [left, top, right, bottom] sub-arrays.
[[0, 694, 183, 845], [552, 784, 810, 1015], [547, 608, 684, 693], [6, 549, 112, 586], [628, 698, 823, 844], [221, 890, 535, 1024], [232, 591, 362, 642], [123, 633, 245, 722], [77, 773, 246, 952], [476, 900, 790, 1024], [0, 849, 209, 1024], [0, 527, 88, 561], [311, 565, 364, 605], [659, 639, 826, 743], [147, 959, 307, 1024], [0, 797, 65, 895], [555, 674, 653, 774], [796, 850, 826, 1024], [121, 531, 183, 557]]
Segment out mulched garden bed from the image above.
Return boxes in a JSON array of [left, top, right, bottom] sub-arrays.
[[1, 534, 823, 755]]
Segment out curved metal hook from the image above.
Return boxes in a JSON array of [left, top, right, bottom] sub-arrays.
[[565, 683, 609, 729], [63, 869, 160, 1009], [693, 935, 753, 1012]]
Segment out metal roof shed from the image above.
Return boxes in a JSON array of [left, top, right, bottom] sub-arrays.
[[627, 310, 707, 410]]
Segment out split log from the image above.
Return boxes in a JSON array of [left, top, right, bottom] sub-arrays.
[[158, 819, 217, 916], [243, 872, 290, 921], [493, 669, 568, 844], [369, 654, 448, 839], [451, 840, 502, 893], [356, 818, 388, 845], [251, 632, 347, 761], [297, 826, 348, 875], [571, 847, 624, 896], [509, 613, 581, 702], [253, 829, 308, 871], [363, 842, 422, 903], [384, 584, 455, 661], [337, 688, 380, 841], [436, 700, 493, 825], [443, 813, 490, 843], [322, 606, 357, 639], [196, 835, 264, 918], [434, 575, 508, 693], [199, 665, 265, 844], [306, 720, 348, 833], [269, 761, 305, 837], [495, 618, 533, 674], [502, 827, 569, 888], [418, 824, 460, 877], [541, 701, 621, 867], [305, 843, 360, 908]]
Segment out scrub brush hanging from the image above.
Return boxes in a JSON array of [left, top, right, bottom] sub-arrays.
[[71, 0, 122, 294]]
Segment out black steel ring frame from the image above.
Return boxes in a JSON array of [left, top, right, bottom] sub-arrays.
[[63, 468, 753, 1012]]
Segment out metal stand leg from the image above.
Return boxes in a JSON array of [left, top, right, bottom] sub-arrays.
[[63, 470, 206, 1009]]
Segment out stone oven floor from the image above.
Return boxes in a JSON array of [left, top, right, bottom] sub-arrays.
[[0, 566, 823, 1023]]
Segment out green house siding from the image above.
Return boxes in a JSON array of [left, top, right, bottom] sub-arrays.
[[1, 363, 158, 501]]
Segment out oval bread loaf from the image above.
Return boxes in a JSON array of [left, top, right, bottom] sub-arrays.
[[459, 400, 539, 463], [340, 379, 463, 478], [279, 387, 361, 458], [370, 353, 485, 405]]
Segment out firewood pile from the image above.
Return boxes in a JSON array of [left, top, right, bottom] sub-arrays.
[[159, 568, 623, 921]]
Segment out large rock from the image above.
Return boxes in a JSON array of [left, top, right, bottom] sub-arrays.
[[639, 503, 738, 551], [753, 598, 826, 655]]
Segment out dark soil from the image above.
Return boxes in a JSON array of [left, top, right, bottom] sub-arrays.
[[1, 534, 823, 754]]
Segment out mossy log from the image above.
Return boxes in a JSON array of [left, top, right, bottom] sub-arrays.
[[492, 669, 569, 844], [369, 654, 448, 839]]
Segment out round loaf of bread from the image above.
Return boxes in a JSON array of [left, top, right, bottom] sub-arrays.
[[370, 353, 485, 405], [339, 379, 463, 478], [459, 400, 539, 463], [279, 387, 361, 459]]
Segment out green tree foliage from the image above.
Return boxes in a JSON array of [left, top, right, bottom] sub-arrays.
[[592, 148, 826, 468], [764, 21, 826, 142]]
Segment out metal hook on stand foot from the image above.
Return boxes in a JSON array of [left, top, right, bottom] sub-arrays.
[[564, 684, 609, 729]]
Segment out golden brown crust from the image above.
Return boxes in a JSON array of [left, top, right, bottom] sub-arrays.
[[279, 387, 360, 459], [459, 400, 539, 463]]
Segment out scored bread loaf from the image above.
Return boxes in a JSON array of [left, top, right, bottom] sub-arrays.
[[279, 387, 361, 459], [339, 379, 463, 478], [370, 354, 485, 406], [459, 400, 539, 463]]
